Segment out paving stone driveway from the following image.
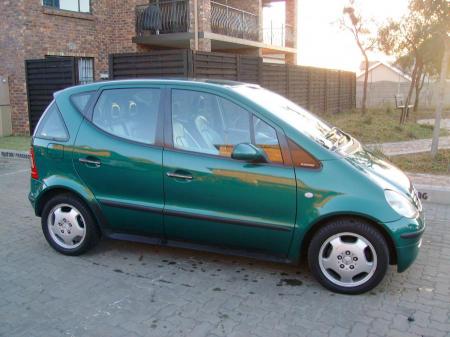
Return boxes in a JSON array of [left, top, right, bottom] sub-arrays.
[[1, 158, 449, 337]]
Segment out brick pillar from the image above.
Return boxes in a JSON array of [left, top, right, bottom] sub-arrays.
[[285, 0, 297, 64], [189, 0, 211, 52], [285, 53, 297, 65]]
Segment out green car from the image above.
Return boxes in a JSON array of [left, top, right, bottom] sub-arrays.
[[29, 79, 424, 294]]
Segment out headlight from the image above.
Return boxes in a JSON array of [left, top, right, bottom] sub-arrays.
[[384, 189, 418, 218]]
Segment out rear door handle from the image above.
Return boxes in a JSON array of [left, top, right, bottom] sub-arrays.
[[166, 171, 193, 180], [79, 157, 101, 167]]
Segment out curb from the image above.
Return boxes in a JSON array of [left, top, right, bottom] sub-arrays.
[[0, 149, 30, 160], [415, 184, 450, 206]]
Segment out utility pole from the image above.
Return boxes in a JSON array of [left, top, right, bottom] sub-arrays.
[[431, 37, 449, 157]]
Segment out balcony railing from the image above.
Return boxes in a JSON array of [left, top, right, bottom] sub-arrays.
[[263, 23, 295, 48], [210, 1, 259, 41], [136, 0, 189, 37], [135, 1, 293, 48]]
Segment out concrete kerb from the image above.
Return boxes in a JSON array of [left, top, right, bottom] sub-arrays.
[[0, 149, 30, 160], [415, 184, 450, 206]]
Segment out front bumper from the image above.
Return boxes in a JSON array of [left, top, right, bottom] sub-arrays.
[[396, 239, 422, 272], [385, 213, 425, 273]]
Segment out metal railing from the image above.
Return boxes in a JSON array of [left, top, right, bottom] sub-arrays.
[[211, 1, 259, 41], [135, 1, 294, 48], [136, 0, 189, 37], [263, 23, 295, 48]]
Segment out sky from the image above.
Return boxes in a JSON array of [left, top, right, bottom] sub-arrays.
[[296, 0, 410, 73]]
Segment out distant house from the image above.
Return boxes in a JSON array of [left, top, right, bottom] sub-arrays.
[[356, 61, 449, 109], [356, 61, 411, 84]]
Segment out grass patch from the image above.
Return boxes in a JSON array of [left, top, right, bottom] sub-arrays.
[[388, 150, 450, 175], [324, 109, 448, 144], [0, 136, 31, 151]]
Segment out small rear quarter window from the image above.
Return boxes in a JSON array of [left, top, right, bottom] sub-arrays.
[[70, 91, 95, 115], [35, 101, 69, 140]]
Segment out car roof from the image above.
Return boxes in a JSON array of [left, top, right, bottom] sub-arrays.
[[55, 78, 261, 96]]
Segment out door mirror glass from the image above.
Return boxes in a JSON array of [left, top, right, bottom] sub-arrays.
[[231, 143, 268, 163]]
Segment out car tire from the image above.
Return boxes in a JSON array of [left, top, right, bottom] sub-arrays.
[[41, 193, 100, 256], [307, 217, 389, 294]]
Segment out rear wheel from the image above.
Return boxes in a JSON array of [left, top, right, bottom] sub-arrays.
[[41, 194, 100, 255], [308, 218, 389, 294]]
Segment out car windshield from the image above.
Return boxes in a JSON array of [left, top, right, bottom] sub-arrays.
[[233, 85, 350, 150]]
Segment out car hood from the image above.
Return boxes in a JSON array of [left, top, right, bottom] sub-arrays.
[[342, 144, 412, 196]]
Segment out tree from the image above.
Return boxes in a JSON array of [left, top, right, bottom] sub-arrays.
[[395, 35, 444, 112], [378, 0, 449, 124], [341, 1, 377, 114]]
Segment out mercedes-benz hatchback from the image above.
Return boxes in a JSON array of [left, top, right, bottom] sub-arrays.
[[29, 79, 424, 294]]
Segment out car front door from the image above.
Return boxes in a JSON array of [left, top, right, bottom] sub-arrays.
[[73, 86, 165, 236], [163, 88, 297, 256]]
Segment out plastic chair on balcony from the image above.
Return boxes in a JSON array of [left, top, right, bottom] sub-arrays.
[[141, 4, 162, 34]]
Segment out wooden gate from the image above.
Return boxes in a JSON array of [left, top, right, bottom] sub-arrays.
[[25, 57, 77, 132]]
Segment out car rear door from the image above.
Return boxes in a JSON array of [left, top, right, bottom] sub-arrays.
[[73, 85, 165, 236], [162, 87, 297, 256]]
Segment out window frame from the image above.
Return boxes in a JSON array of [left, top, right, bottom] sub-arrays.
[[165, 87, 292, 167], [33, 101, 70, 142], [85, 86, 166, 148], [42, 0, 91, 14], [76, 57, 95, 85]]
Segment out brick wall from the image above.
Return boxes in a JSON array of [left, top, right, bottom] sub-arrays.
[[0, 0, 152, 135], [0, 0, 298, 135]]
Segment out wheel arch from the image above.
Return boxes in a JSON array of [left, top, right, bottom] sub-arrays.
[[299, 214, 397, 265], [35, 185, 106, 236]]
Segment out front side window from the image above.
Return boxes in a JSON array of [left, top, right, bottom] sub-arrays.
[[253, 116, 283, 164], [43, 0, 90, 13], [35, 101, 68, 140], [233, 85, 351, 151], [171, 90, 251, 157], [92, 88, 161, 145]]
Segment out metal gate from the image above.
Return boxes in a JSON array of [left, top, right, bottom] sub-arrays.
[[25, 57, 77, 133]]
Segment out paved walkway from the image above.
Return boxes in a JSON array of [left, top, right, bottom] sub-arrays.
[[2, 159, 450, 337], [418, 118, 450, 131], [367, 136, 450, 156]]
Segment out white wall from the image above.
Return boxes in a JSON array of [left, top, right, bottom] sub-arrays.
[[357, 64, 410, 83], [356, 81, 450, 109]]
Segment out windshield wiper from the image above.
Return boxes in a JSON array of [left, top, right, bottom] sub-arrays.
[[316, 138, 337, 151], [325, 126, 340, 140]]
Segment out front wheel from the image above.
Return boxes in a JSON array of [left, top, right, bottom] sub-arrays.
[[308, 218, 389, 294]]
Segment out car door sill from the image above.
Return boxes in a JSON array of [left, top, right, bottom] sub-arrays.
[[106, 232, 292, 264]]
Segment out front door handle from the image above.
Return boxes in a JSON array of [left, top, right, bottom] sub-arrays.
[[79, 157, 101, 167], [166, 171, 193, 180]]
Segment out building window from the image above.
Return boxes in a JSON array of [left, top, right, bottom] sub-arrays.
[[43, 0, 90, 13], [77, 58, 94, 84]]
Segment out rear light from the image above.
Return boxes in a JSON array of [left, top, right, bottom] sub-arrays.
[[30, 147, 39, 179]]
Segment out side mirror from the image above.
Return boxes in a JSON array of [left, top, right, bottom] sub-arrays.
[[231, 143, 268, 163]]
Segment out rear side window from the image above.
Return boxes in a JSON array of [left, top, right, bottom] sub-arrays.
[[71, 91, 94, 115], [35, 102, 69, 140], [92, 88, 161, 145]]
